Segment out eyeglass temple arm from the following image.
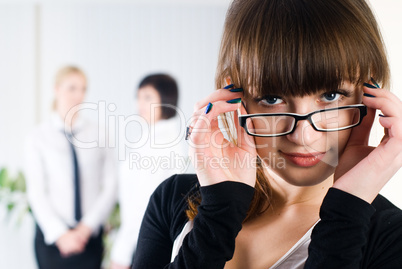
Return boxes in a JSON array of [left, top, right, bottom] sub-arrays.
[[237, 107, 242, 117], [237, 100, 248, 116]]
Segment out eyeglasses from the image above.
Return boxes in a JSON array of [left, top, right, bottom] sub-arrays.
[[238, 104, 367, 137]]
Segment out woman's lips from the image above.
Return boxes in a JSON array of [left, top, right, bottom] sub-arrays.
[[280, 151, 326, 167]]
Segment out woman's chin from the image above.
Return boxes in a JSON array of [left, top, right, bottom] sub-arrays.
[[268, 161, 336, 187]]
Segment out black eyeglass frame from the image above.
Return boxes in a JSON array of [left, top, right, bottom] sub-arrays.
[[238, 104, 367, 137]]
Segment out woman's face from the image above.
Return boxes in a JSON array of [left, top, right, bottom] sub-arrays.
[[243, 81, 363, 186], [137, 85, 162, 124], [55, 72, 86, 116]]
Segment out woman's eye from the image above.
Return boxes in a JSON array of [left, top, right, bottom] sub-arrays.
[[321, 92, 341, 102], [260, 96, 284, 106]]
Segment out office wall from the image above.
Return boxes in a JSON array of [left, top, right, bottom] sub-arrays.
[[0, 4, 36, 172]]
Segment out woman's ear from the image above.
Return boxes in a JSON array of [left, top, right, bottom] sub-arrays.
[[225, 77, 232, 86]]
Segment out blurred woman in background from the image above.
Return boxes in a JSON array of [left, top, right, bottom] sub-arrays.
[[25, 66, 117, 269], [111, 74, 187, 269]]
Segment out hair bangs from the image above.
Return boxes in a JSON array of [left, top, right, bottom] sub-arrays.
[[216, 0, 389, 98]]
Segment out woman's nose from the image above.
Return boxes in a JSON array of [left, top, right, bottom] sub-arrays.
[[286, 118, 323, 146]]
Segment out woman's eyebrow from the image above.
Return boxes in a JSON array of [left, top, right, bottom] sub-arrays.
[[318, 88, 353, 95]]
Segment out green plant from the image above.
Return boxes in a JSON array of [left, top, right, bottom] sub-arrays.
[[0, 168, 30, 224], [102, 203, 121, 268], [0, 168, 26, 193]]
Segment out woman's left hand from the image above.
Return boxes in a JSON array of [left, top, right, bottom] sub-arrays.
[[74, 222, 92, 244], [110, 261, 130, 269], [333, 84, 402, 203]]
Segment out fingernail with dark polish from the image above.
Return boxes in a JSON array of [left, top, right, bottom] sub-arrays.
[[379, 114, 386, 117], [370, 77, 380, 88], [229, 88, 243, 93], [223, 84, 234, 89], [363, 93, 376, 98], [227, 98, 242, 104], [364, 83, 377, 89], [204, 102, 213, 114]]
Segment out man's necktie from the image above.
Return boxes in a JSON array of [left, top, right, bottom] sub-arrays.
[[66, 133, 82, 222]]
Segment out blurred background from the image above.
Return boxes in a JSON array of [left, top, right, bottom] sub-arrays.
[[0, 0, 401, 268]]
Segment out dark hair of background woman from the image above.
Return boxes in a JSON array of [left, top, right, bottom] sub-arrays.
[[138, 73, 179, 119]]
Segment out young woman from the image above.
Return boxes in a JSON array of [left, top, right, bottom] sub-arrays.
[[133, 0, 402, 268], [25, 66, 117, 269], [111, 74, 187, 269]]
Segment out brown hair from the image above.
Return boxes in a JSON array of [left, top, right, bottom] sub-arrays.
[[52, 66, 87, 110], [187, 0, 390, 222]]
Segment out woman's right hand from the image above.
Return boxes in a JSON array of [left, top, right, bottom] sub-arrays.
[[110, 261, 130, 269], [188, 85, 257, 187], [56, 230, 86, 257]]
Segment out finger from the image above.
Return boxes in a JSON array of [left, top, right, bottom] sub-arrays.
[[234, 102, 257, 152], [345, 105, 375, 147], [187, 107, 210, 138], [332, 138, 402, 203], [76, 234, 88, 245], [363, 95, 402, 118], [72, 243, 85, 254], [60, 250, 70, 258], [378, 114, 390, 143], [71, 233, 87, 248], [190, 101, 241, 146], [193, 88, 243, 112], [233, 107, 241, 143], [362, 84, 394, 140], [189, 96, 242, 129], [209, 117, 228, 147], [363, 85, 401, 107], [379, 116, 402, 140], [380, 123, 389, 144], [363, 89, 402, 117], [234, 101, 247, 141]]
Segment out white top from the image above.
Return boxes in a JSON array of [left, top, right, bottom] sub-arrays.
[[111, 118, 188, 266], [24, 112, 118, 245], [171, 220, 319, 268]]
